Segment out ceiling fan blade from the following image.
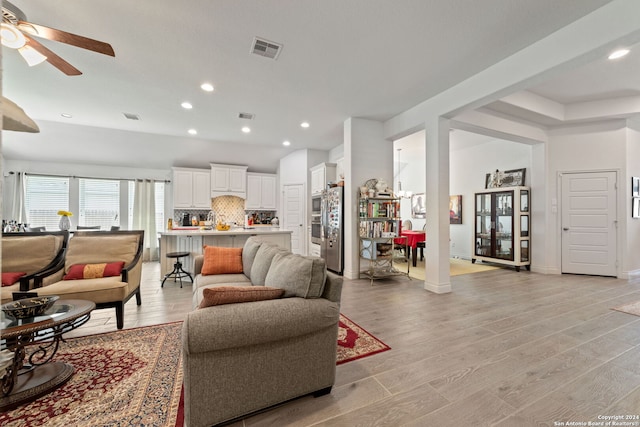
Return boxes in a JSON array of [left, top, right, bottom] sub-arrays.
[[26, 36, 82, 76], [18, 21, 115, 57]]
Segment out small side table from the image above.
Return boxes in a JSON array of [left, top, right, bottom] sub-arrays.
[[0, 299, 95, 411]]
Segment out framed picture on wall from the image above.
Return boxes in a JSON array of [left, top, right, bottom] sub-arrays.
[[632, 177, 639, 197], [411, 193, 425, 219], [633, 197, 640, 219], [450, 195, 462, 224]]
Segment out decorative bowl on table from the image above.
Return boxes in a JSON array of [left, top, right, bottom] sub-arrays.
[[1, 295, 59, 319]]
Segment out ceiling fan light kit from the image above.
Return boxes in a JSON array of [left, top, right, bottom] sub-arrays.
[[18, 44, 46, 66], [1, 1, 115, 75], [0, 22, 24, 48]]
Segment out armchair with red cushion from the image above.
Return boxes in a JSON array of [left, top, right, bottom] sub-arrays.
[[1, 231, 69, 304]]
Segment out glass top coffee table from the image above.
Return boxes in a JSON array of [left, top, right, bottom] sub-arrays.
[[0, 299, 95, 411]]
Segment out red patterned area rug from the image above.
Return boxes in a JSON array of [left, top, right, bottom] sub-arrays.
[[0, 322, 183, 427], [1, 316, 387, 426], [337, 314, 391, 365]]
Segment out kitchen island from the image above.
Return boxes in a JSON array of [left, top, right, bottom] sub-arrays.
[[158, 227, 292, 279]]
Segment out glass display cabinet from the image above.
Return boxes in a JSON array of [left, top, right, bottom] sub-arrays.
[[472, 186, 530, 271]]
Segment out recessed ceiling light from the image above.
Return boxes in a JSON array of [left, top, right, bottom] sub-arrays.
[[242, 126, 251, 133], [201, 83, 214, 92], [282, 140, 291, 146], [300, 121, 310, 128], [608, 49, 630, 60], [181, 102, 193, 109], [61, 113, 72, 118], [188, 129, 197, 135]]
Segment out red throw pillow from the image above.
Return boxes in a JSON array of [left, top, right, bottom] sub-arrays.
[[201, 246, 243, 275], [64, 262, 125, 280], [198, 286, 284, 308], [1, 272, 26, 287]]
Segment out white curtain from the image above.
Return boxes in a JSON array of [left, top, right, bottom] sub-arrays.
[[9, 172, 27, 224], [133, 179, 158, 261]]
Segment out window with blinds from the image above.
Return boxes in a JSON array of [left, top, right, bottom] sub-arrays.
[[25, 175, 70, 230], [79, 178, 120, 229]]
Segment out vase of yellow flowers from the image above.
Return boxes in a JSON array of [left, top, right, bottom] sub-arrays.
[[57, 210, 73, 231]]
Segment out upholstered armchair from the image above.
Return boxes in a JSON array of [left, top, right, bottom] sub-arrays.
[[34, 230, 144, 329], [1, 231, 69, 304]]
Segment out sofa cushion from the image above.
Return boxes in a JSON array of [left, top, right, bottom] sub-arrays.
[[2, 235, 63, 274], [65, 235, 139, 273], [196, 273, 251, 288], [250, 244, 287, 286], [63, 262, 125, 280], [36, 276, 130, 303], [198, 286, 284, 308], [202, 246, 243, 275], [242, 237, 263, 279], [265, 253, 327, 298], [1, 272, 26, 287]]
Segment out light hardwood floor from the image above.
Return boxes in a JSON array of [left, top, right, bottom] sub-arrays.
[[67, 262, 640, 426]]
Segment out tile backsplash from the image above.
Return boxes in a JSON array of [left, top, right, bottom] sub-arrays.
[[212, 196, 245, 225], [173, 196, 276, 226], [172, 196, 244, 226]]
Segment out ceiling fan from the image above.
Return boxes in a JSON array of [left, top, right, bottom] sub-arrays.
[[1, 1, 114, 76]]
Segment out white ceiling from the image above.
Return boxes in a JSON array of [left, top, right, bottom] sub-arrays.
[[2, 0, 626, 172]]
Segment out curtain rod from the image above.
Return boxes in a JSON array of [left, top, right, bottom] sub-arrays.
[[11, 171, 171, 184]]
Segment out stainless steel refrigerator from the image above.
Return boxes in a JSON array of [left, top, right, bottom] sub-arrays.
[[321, 186, 343, 275]]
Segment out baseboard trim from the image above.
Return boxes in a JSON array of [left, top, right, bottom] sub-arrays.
[[424, 280, 452, 294], [530, 265, 561, 275]]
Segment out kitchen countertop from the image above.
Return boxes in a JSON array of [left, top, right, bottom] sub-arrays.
[[160, 227, 291, 236]]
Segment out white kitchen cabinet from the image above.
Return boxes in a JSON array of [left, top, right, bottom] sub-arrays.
[[172, 167, 212, 209], [310, 162, 336, 195], [211, 164, 248, 198], [245, 173, 277, 210], [175, 235, 203, 274]]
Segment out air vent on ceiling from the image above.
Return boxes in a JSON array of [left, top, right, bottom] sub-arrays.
[[250, 37, 282, 60], [238, 112, 254, 120], [123, 112, 140, 120]]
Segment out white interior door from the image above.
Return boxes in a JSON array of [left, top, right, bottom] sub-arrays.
[[561, 171, 617, 276], [283, 184, 305, 255]]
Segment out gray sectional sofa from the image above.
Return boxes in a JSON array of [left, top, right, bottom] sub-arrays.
[[182, 236, 343, 427]]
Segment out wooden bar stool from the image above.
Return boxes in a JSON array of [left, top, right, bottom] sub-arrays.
[[162, 251, 193, 288]]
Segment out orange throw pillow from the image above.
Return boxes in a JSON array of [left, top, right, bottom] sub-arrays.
[[64, 262, 125, 280], [1, 272, 26, 287], [198, 286, 284, 308], [201, 246, 243, 275]]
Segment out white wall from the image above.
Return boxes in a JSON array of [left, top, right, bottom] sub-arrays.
[[344, 118, 391, 279], [394, 131, 426, 230], [450, 137, 533, 259], [393, 130, 533, 260], [627, 126, 640, 276], [547, 121, 627, 275]]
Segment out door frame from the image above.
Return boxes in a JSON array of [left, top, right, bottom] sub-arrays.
[[557, 168, 620, 277]]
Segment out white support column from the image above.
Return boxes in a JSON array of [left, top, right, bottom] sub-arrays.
[[424, 117, 452, 293]]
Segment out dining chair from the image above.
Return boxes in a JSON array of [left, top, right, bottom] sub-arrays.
[[76, 225, 101, 230], [395, 219, 413, 259], [417, 224, 426, 260]]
